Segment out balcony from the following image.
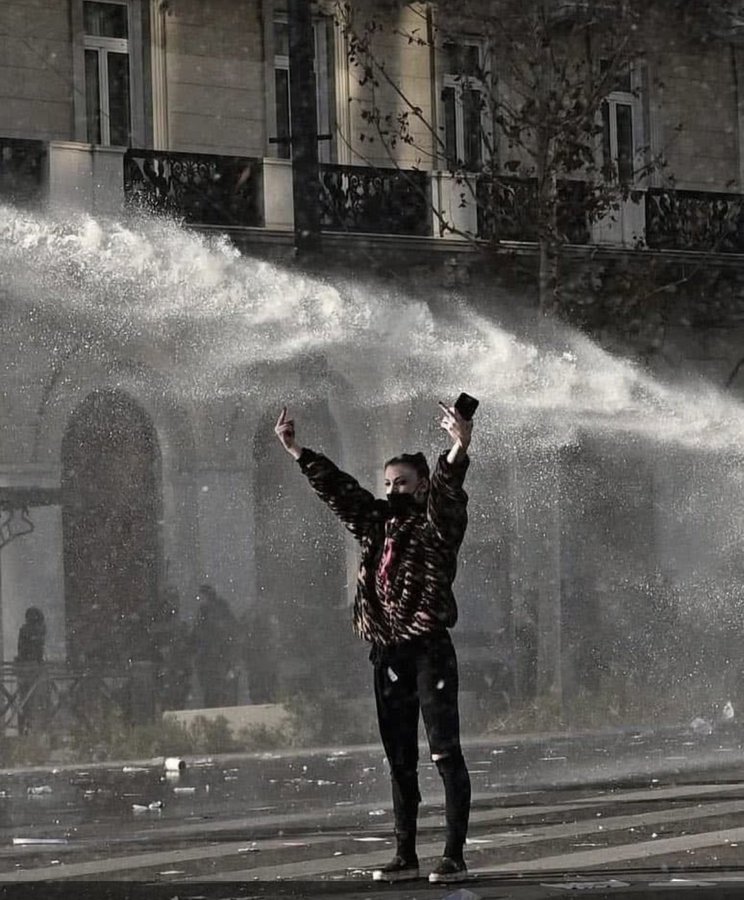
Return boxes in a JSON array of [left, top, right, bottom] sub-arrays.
[[10, 137, 744, 260], [318, 164, 432, 236], [475, 176, 591, 245], [547, 0, 618, 24], [124, 149, 263, 228], [646, 187, 744, 253]]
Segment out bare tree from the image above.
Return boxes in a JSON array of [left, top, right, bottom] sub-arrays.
[[334, 0, 664, 315], [330, 0, 681, 710]]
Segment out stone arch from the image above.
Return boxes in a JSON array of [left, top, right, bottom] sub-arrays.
[[34, 359, 199, 662], [33, 356, 197, 480]]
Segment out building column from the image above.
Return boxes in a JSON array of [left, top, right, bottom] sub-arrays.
[[150, 0, 170, 150], [729, 45, 744, 192], [288, 0, 321, 255]]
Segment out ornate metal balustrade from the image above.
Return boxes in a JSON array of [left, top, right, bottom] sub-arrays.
[[0, 138, 46, 206], [318, 164, 432, 236], [124, 149, 263, 228], [0, 662, 157, 735], [476, 176, 590, 244], [646, 188, 744, 253]]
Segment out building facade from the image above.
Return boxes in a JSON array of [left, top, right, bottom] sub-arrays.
[[3, 0, 744, 723]]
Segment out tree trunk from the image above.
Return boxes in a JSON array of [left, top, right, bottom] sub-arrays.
[[537, 159, 560, 316], [534, 0, 560, 317]]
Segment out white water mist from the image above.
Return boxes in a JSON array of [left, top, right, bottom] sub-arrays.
[[2, 204, 743, 454]]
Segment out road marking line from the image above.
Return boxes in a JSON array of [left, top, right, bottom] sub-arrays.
[[573, 782, 744, 805], [86, 782, 741, 849], [207, 799, 744, 882], [124, 782, 744, 846], [473, 825, 744, 874], [4, 788, 744, 882]]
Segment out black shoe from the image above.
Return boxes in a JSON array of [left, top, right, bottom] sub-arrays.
[[372, 855, 420, 882], [428, 856, 468, 884]]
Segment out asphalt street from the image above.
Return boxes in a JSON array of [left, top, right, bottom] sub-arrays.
[[1, 726, 744, 896]]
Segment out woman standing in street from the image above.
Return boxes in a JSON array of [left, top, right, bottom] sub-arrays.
[[275, 401, 474, 884]]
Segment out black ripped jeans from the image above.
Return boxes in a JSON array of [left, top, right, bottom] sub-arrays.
[[371, 630, 471, 863]]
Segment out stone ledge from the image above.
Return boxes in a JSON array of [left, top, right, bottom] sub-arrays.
[[164, 704, 292, 733]]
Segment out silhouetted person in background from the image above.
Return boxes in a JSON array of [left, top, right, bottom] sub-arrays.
[[18, 607, 45, 664], [16, 607, 46, 735], [192, 584, 238, 707]]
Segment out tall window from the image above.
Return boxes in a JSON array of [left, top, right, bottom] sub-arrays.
[[272, 17, 333, 162], [601, 63, 638, 185], [83, 0, 131, 146], [441, 41, 486, 171]]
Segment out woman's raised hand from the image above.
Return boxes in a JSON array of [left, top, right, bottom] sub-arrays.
[[439, 401, 473, 462], [275, 406, 302, 459]]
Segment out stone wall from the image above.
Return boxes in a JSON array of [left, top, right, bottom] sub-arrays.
[[164, 0, 267, 156], [0, 0, 74, 141]]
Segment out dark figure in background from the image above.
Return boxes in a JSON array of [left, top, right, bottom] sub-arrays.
[[16, 607, 46, 735], [275, 401, 474, 886], [18, 607, 45, 664], [192, 584, 238, 708], [151, 586, 192, 710]]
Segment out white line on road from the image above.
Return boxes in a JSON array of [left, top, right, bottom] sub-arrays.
[[3, 784, 744, 882], [206, 798, 744, 882], [113, 780, 744, 846], [472, 825, 744, 875]]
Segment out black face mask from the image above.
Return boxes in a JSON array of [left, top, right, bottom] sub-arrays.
[[386, 493, 417, 516]]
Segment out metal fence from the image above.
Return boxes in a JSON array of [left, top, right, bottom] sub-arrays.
[[0, 662, 157, 735], [124, 149, 263, 228], [646, 187, 744, 253], [318, 164, 432, 236], [476, 175, 591, 244]]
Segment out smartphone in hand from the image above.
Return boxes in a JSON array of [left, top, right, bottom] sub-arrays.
[[454, 392, 479, 421]]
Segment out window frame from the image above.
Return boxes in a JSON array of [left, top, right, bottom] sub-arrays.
[[438, 39, 490, 173], [73, 0, 147, 148], [84, 39, 130, 146], [600, 62, 644, 186], [270, 14, 335, 164]]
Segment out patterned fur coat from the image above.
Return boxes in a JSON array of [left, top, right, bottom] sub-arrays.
[[297, 448, 469, 647]]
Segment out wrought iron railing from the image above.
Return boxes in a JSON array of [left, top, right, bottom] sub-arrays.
[[549, 0, 618, 23], [0, 138, 46, 206], [476, 176, 590, 244], [645, 188, 744, 253], [318, 164, 432, 236], [124, 149, 263, 228], [0, 662, 158, 734]]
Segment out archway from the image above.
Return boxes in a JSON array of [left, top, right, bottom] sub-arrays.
[[61, 391, 162, 666]]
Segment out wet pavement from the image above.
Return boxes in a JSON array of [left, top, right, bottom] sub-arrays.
[[1, 725, 744, 896]]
